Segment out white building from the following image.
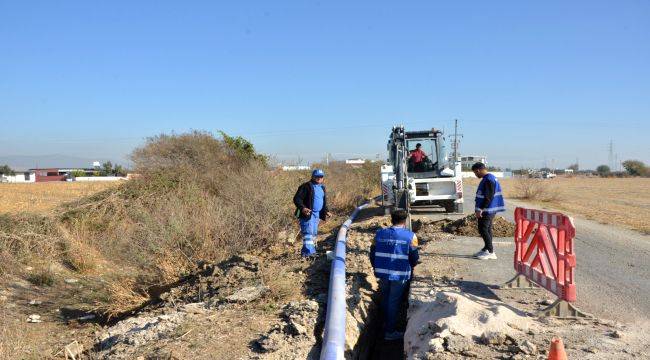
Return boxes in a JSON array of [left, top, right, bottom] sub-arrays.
[[0, 171, 36, 183], [282, 165, 310, 171], [345, 158, 366, 165], [460, 155, 487, 169]]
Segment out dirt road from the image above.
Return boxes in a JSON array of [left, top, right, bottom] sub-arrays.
[[450, 185, 650, 325]]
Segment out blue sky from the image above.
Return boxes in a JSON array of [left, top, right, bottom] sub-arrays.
[[1, 0, 649, 169]]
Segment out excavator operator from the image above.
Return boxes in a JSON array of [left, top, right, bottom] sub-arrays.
[[408, 143, 427, 172]]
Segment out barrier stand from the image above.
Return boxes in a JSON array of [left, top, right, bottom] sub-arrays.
[[501, 207, 593, 319], [502, 274, 537, 289]]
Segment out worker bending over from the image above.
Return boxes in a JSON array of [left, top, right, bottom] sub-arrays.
[[370, 210, 419, 340], [293, 169, 329, 258], [471, 162, 506, 260]]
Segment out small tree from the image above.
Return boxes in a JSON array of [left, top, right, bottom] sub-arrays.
[[113, 164, 126, 176], [596, 165, 611, 176], [219, 131, 268, 164], [71, 170, 87, 178], [0, 164, 15, 176], [101, 161, 113, 176], [622, 160, 648, 177], [567, 163, 579, 171]]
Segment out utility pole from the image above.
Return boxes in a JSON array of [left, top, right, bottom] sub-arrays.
[[450, 119, 463, 162], [608, 140, 614, 170]]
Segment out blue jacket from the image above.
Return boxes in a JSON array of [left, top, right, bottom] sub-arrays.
[[475, 173, 506, 213], [370, 226, 419, 281]]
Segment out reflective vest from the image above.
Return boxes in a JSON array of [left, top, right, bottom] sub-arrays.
[[373, 227, 415, 281], [475, 173, 506, 213]]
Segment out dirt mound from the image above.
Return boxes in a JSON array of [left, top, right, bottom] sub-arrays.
[[95, 254, 271, 358], [255, 300, 321, 356], [443, 214, 515, 237], [405, 291, 536, 359], [160, 254, 266, 306]]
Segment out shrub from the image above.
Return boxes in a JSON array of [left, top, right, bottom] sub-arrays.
[[0, 131, 381, 315], [596, 165, 611, 177], [511, 178, 560, 202], [622, 160, 648, 177]]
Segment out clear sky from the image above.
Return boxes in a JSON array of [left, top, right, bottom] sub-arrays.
[[1, 0, 649, 170]]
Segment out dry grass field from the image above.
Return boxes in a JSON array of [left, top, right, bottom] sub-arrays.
[[467, 177, 650, 234], [0, 181, 120, 214]]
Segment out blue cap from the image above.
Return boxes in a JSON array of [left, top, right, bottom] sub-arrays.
[[312, 169, 325, 177]]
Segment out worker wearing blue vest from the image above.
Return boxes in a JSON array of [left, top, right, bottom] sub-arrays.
[[293, 169, 329, 258], [472, 162, 506, 260], [370, 209, 419, 340]]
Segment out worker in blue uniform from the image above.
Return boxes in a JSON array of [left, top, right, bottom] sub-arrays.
[[471, 162, 506, 260], [370, 209, 419, 340], [293, 169, 329, 257]]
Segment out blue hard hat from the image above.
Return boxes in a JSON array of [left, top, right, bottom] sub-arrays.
[[312, 169, 325, 177]]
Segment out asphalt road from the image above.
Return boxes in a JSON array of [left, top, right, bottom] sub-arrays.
[[413, 185, 650, 325]]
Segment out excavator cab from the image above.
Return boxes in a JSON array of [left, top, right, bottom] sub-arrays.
[[404, 131, 444, 177], [382, 125, 464, 218]]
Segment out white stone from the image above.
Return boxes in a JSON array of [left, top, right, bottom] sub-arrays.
[[428, 337, 445, 353], [27, 314, 42, 323]]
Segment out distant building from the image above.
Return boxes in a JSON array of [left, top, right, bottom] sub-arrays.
[[31, 168, 67, 182], [461, 171, 511, 179], [460, 155, 487, 169], [0, 171, 36, 183], [281, 165, 310, 171], [345, 158, 366, 165]]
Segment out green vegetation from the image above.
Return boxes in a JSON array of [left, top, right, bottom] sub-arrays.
[[596, 165, 611, 176], [0, 165, 15, 176], [622, 160, 648, 177]]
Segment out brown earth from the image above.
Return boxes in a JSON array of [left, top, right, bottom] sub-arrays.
[[443, 214, 515, 237], [412, 214, 515, 238], [0, 211, 380, 360]]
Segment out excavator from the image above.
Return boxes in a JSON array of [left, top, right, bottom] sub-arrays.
[[380, 125, 464, 228]]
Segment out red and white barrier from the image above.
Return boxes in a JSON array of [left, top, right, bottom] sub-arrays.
[[504, 207, 591, 317], [513, 207, 576, 302]]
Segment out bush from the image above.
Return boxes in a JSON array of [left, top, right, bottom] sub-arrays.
[[622, 160, 648, 177], [596, 165, 611, 177], [313, 161, 381, 213], [511, 178, 560, 202], [0, 131, 381, 315]]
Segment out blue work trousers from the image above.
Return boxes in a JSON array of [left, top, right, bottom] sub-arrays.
[[379, 278, 408, 334], [299, 212, 320, 257]]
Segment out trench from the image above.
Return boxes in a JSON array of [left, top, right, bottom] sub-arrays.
[[329, 206, 409, 360], [357, 285, 409, 360]]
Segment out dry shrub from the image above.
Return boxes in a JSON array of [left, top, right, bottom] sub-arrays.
[[316, 161, 381, 213], [0, 214, 61, 277], [0, 131, 380, 315], [512, 178, 561, 202], [98, 277, 150, 319], [57, 225, 103, 274]]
